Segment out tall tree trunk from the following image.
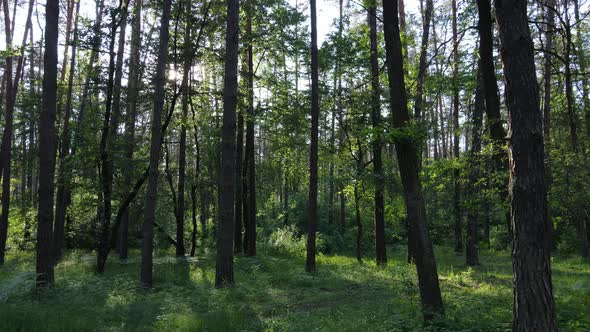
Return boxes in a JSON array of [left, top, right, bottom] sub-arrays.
[[368, 0, 386, 266], [96, 9, 123, 273], [494, 0, 556, 330], [466, 63, 484, 266], [215, 0, 239, 288], [140, 0, 172, 287], [176, 2, 192, 258], [37, 0, 59, 286], [244, 0, 257, 257], [0, 0, 15, 265], [542, 0, 555, 250], [306, 0, 320, 273], [54, 0, 81, 261], [451, 0, 462, 255], [382, 0, 443, 318], [476, 0, 510, 244], [119, 0, 143, 260]]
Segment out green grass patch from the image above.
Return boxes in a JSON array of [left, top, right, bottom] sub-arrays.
[[0, 247, 588, 331]]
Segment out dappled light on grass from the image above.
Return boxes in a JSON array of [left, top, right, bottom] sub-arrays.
[[0, 247, 589, 331]]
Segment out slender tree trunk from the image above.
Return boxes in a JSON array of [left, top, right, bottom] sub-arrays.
[[494, 1, 556, 330], [466, 63, 484, 266], [383, 0, 443, 318], [368, 0, 386, 266], [141, 0, 172, 287], [476, 0, 511, 244], [542, 0, 555, 250], [119, 0, 143, 260], [306, 0, 320, 273], [244, 0, 257, 257], [451, 0, 462, 255], [36, 0, 59, 286], [215, 0, 239, 288], [96, 10, 123, 273], [176, 3, 192, 257], [0, 0, 15, 265], [54, 0, 81, 261]]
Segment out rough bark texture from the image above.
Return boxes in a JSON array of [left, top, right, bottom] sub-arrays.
[[36, 0, 59, 286], [141, 0, 172, 287], [368, 0, 386, 266], [306, 0, 320, 273], [494, 0, 556, 330], [383, 0, 443, 318], [215, 0, 239, 288]]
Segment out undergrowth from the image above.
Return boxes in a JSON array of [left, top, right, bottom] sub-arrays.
[[0, 246, 588, 331]]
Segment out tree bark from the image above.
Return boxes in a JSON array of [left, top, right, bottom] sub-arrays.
[[141, 0, 172, 287], [215, 0, 239, 288], [466, 63, 484, 266], [244, 0, 257, 257], [306, 0, 320, 273], [368, 0, 386, 266], [494, 0, 556, 330], [54, 0, 80, 261], [451, 0, 462, 255], [119, 0, 143, 260], [383, 0, 443, 318], [36, 0, 59, 286], [176, 2, 192, 257]]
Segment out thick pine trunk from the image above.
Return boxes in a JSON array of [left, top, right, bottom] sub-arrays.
[[383, 0, 443, 318], [494, 0, 556, 330], [215, 0, 239, 288], [140, 0, 172, 287], [36, 0, 59, 286]]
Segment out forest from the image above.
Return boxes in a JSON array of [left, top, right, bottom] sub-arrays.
[[0, 0, 589, 330]]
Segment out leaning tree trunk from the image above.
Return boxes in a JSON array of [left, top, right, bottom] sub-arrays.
[[140, 0, 172, 288], [368, 0, 386, 266], [382, 0, 443, 319], [36, 0, 59, 286], [494, 0, 556, 330], [215, 0, 239, 288]]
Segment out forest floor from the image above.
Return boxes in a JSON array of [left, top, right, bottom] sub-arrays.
[[0, 246, 589, 331]]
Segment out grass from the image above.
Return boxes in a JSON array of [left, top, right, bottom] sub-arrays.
[[0, 246, 588, 331]]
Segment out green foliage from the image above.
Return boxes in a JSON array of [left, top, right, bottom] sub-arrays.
[[1, 249, 588, 331]]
